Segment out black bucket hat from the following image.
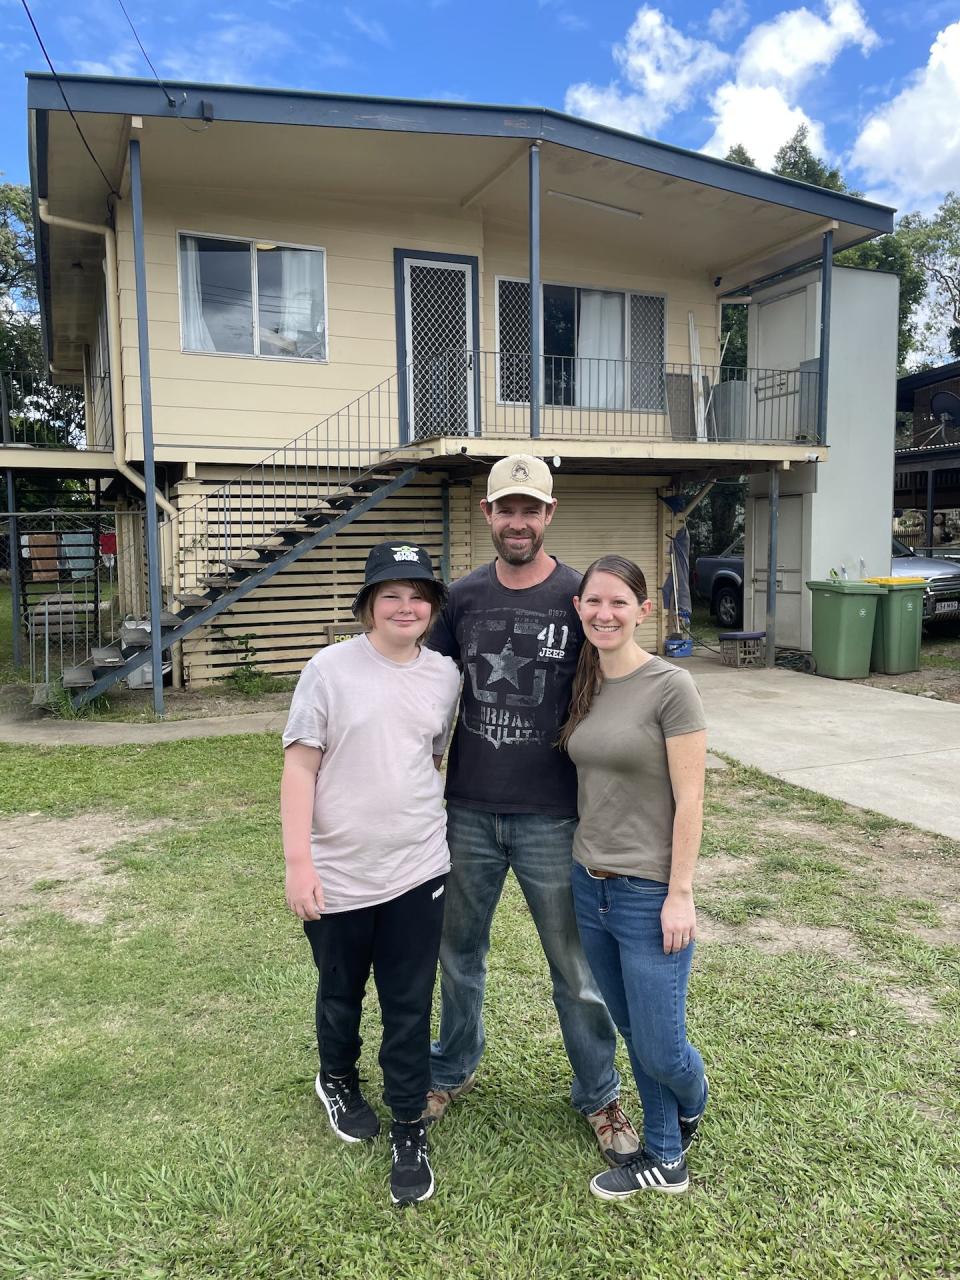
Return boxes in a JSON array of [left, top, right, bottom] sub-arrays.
[[351, 540, 449, 618]]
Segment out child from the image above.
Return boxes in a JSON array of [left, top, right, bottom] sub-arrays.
[[281, 540, 460, 1205]]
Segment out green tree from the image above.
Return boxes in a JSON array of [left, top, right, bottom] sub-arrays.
[[0, 182, 44, 375], [772, 126, 848, 192], [900, 194, 960, 361]]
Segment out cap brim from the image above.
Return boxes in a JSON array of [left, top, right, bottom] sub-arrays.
[[486, 485, 555, 505]]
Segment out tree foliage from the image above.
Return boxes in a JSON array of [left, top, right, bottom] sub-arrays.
[[899, 194, 960, 361]]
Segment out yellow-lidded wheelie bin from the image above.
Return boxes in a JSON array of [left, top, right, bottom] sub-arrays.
[[864, 577, 925, 675], [806, 580, 885, 678]]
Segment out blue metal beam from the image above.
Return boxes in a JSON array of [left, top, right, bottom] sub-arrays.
[[817, 228, 833, 446], [529, 143, 541, 441], [129, 138, 165, 717], [73, 467, 421, 706]]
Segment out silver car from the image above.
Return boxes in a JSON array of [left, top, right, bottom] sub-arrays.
[[892, 538, 960, 621]]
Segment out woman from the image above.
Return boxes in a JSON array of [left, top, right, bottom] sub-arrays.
[[559, 554, 708, 1199]]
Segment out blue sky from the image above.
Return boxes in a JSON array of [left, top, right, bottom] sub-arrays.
[[0, 0, 958, 214]]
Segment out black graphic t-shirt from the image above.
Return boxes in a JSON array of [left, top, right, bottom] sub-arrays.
[[427, 559, 582, 816]]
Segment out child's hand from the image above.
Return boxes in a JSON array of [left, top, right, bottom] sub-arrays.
[[285, 865, 325, 919]]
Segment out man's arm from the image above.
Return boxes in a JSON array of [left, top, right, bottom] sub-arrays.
[[280, 743, 325, 919]]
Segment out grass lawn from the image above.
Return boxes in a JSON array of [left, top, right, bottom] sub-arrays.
[[0, 738, 958, 1279]]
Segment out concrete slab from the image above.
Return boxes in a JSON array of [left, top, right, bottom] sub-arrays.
[[682, 654, 960, 840]]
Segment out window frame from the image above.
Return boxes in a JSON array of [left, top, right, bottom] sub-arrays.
[[176, 229, 330, 364], [493, 273, 667, 410]]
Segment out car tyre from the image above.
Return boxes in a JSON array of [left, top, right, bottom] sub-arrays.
[[714, 584, 743, 629]]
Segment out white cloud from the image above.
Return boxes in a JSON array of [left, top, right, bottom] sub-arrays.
[[850, 21, 960, 210], [702, 83, 826, 165], [565, 7, 729, 135], [158, 23, 305, 83], [73, 44, 143, 78], [707, 0, 750, 42], [345, 9, 391, 47], [737, 0, 878, 92]]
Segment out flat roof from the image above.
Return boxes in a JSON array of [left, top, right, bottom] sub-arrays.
[[26, 72, 895, 234]]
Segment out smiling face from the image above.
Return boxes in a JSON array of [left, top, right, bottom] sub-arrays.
[[369, 580, 435, 647], [574, 568, 653, 654], [481, 494, 556, 566]]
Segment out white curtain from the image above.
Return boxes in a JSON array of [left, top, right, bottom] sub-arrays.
[[180, 237, 215, 352], [279, 248, 325, 355], [577, 290, 624, 409]]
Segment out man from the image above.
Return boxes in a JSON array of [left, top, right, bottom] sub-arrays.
[[425, 454, 640, 1166]]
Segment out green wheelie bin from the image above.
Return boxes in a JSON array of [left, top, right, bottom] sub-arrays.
[[806, 580, 885, 679], [865, 577, 925, 675]]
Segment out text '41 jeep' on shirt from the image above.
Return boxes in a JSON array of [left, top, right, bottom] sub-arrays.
[[427, 559, 582, 817]]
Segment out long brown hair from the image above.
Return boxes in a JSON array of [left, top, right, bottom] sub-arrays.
[[558, 555, 648, 749]]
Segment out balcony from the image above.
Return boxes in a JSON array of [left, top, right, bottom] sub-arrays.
[[405, 351, 821, 448], [1, 370, 114, 472]]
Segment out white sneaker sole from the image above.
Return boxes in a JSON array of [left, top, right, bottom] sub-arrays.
[[589, 1173, 689, 1200], [390, 1167, 435, 1206], [315, 1072, 365, 1144]]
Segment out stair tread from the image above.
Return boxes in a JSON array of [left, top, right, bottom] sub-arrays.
[[62, 663, 95, 688]]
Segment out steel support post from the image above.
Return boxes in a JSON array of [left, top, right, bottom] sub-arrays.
[[926, 467, 935, 555], [129, 139, 165, 716], [529, 142, 541, 440], [1, 377, 23, 668], [816, 228, 833, 445], [440, 478, 451, 583], [765, 466, 779, 668]]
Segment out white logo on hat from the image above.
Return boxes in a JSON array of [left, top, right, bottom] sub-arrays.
[[392, 545, 420, 563], [510, 460, 530, 484]]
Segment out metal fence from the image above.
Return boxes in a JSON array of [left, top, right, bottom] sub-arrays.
[[0, 370, 103, 450], [0, 508, 152, 688]]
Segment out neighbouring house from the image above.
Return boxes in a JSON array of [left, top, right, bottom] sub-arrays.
[[894, 360, 960, 553], [1, 73, 900, 694]]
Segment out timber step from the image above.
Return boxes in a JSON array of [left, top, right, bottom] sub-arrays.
[[62, 663, 95, 688], [175, 593, 209, 608], [91, 644, 124, 667]]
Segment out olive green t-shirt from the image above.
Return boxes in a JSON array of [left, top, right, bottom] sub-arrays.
[[567, 655, 706, 882]]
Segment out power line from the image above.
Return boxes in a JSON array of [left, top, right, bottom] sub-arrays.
[[113, 0, 177, 110], [19, 0, 120, 200]]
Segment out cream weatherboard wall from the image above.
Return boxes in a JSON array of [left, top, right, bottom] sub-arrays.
[[113, 191, 722, 466]]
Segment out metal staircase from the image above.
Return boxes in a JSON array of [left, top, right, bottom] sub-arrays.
[[66, 365, 420, 707]]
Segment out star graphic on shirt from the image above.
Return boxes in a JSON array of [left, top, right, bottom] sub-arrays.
[[481, 638, 533, 689]]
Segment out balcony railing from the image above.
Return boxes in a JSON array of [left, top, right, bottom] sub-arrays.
[[0, 370, 110, 451], [404, 351, 820, 445]]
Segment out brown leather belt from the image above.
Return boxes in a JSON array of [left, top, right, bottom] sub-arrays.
[[585, 867, 622, 879]]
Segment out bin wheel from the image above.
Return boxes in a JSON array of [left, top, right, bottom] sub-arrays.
[[801, 655, 816, 675]]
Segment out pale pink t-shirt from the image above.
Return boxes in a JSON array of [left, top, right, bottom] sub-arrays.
[[282, 633, 461, 913]]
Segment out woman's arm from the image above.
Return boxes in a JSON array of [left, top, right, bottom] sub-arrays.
[[661, 729, 707, 955], [280, 743, 325, 920]]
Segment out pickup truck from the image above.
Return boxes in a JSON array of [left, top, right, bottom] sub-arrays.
[[693, 536, 960, 627]]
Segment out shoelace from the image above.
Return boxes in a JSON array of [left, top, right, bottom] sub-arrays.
[[392, 1128, 425, 1165], [595, 1102, 631, 1138]]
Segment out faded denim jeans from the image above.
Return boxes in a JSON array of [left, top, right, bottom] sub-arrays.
[[571, 862, 707, 1162], [430, 804, 621, 1115]]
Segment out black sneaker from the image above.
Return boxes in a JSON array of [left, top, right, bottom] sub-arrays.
[[315, 1070, 381, 1143], [590, 1149, 689, 1200], [389, 1120, 434, 1205], [680, 1075, 709, 1155]]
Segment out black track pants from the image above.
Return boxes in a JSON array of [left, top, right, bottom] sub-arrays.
[[303, 873, 446, 1121]]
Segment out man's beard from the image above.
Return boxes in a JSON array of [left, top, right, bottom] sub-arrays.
[[491, 527, 543, 565]]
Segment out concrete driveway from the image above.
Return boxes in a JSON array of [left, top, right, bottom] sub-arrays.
[[688, 654, 960, 840]]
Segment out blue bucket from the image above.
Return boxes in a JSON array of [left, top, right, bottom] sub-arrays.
[[664, 634, 693, 659]]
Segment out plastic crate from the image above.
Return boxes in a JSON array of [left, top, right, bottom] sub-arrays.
[[718, 630, 766, 668]]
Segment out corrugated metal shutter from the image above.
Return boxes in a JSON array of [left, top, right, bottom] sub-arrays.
[[469, 475, 663, 646]]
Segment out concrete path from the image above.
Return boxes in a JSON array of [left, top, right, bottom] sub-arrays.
[[686, 655, 960, 841], [2, 656, 958, 841], [0, 710, 288, 747]]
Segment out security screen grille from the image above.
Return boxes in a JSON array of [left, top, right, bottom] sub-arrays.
[[497, 278, 532, 402], [407, 262, 471, 438], [629, 293, 666, 411]]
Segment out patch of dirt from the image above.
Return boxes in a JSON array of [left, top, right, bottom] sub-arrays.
[[0, 684, 293, 728], [0, 812, 175, 927], [756, 816, 826, 842], [695, 854, 756, 888], [854, 665, 960, 704], [882, 987, 941, 1024], [696, 910, 863, 960]]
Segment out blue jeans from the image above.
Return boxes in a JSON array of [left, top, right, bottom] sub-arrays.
[[431, 805, 621, 1115], [571, 863, 706, 1162]]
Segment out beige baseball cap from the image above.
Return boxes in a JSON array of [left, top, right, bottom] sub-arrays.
[[486, 454, 555, 505]]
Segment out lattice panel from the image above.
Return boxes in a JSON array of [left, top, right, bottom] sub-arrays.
[[630, 294, 666, 411], [497, 278, 531, 403], [409, 264, 469, 437]]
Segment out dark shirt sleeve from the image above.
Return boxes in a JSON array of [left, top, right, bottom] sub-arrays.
[[425, 601, 460, 662]]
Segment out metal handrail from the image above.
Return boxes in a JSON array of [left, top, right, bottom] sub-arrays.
[[0, 370, 94, 450]]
